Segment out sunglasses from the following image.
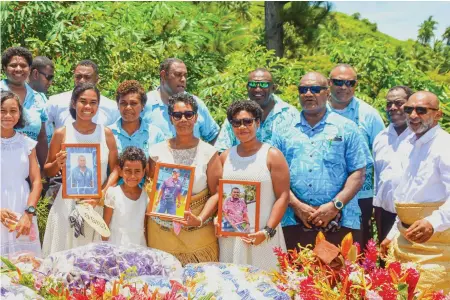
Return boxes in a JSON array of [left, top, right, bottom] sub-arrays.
[[386, 101, 406, 109], [39, 71, 54, 81], [331, 79, 357, 87], [247, 81, 271, 89], [231, 118, 256, 128], [170, 111, 196, 121], [298, 86, 328, 94], [403, 106, 439, 115]]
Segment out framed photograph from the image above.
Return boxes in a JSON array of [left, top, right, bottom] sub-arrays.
[[217, 179, 261, 237], [146, 162, 195, 220], [62, 144, 102, 199]]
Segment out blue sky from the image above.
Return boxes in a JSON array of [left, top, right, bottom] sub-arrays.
[[332, 1, 450, 41]]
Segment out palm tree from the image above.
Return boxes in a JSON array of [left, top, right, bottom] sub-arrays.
[[443, 26, 450, 46], [417, 16, 438, 46]]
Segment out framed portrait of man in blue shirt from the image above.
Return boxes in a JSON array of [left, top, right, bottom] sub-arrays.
[[146, 162, 195, 221], [62, 144, 101, 199]]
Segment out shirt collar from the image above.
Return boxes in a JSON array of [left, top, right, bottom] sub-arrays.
[[411, 124, 441, 146], [387, 123, 413, 139], [298, 107, 331, 129], [271, 95, 291, 115], [111, 118, 148, 136], [147, 87, 165, 107]]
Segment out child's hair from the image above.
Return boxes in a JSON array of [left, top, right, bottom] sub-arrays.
[[119, 146, 147, 169], [1, 91, 26, 129]]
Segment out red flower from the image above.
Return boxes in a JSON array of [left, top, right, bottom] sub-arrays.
[[378, 284, 398, 300], [71, 293, 89, 300], [364, 239, 378, 264], [273, 247, 290, 272], [387, 262, 402, 277], [298, 277, 321, 300], [369, 268, 392, 287], [404, 268, 420, 300], [93, 278, 106, 296], [431, 290, 448, 300]]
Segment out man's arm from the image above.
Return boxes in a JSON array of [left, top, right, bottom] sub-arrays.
[[195, 96, 220, 144]]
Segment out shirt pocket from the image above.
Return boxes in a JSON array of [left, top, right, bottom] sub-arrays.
[[323, 141, 346, 178]]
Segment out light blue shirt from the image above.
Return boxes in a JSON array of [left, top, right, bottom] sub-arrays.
[[1, 80, 48, 141], [214, 95, 300, 152], [141, 88, 219, 142], [108, 118, 165, 157], [327, 97, 385, 199], [272, 109, 370, 229], [36, 91, 54, 144]]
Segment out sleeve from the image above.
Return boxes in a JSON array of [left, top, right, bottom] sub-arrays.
[[104, 188, 116, 209], [369, 112, 386, 149], [46, 98, 56, 124], [153, 127, 166, 144], [195, 96, 220, 142], [424, 151, 450, 232], [36, 93, 49, 123], [386, 217, 400, 240], [344, 122, 369, 172], [24, 135, 38, 155], [214, 120, 235, 153]]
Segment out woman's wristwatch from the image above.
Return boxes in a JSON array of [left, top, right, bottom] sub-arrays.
[[263, 226, 276, 240], [24, 206, 36, 216]]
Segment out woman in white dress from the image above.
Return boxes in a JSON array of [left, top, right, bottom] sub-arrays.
[[147, 92, 222, 265], [42, 83, 119, 257], [218, 100, 290, 271], [1, 91, 42, 257]]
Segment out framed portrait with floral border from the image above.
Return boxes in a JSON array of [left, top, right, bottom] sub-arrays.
[[62, 143, 102, 199], [217, 179, 261, 237], [146, 162, 195, 221]]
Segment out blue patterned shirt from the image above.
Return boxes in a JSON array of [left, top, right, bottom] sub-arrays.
[[108, 118, 165, 157], [1, 80, 48, 141], [141, 88, 219, 142], [214, 95, 300, 152], [327, 97, 385, 199], [272, 109, 370, 229]]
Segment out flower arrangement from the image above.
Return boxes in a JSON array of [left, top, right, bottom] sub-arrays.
[[271, 232, 449, 300]]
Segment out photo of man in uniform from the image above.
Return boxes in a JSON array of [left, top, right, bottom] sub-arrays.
[[222, 187, 250, 232], [70, 155, 94, 189], [157, 169, 183, 215]]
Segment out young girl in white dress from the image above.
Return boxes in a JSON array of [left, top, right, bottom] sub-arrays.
[[42, 84, 119, 257], [102, 146, 148, 246], [1, 91, 42, 257]]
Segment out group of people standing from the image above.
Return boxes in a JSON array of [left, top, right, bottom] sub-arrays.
[[1, 46, 449, 292]]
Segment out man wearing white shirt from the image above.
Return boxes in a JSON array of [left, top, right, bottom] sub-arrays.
[[46, 60, 119, 130], [381, 91, 450, 293], [373, 86, 414, 243]]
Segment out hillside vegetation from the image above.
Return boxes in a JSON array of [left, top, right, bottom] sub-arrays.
[[1, 1, 449, 130]]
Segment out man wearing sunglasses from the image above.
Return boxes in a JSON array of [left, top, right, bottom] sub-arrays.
[[215, 68, 299, 153], [381, 91, 450, 292], [328, 64, 385, 251], [141, 58, 219, 144], [372, 86, 415, 245], [272, 72, 370, 249]]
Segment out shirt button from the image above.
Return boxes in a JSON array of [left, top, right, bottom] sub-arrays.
[[311, 141, 314, 145], [309, 169, 312, 172], [309, 184, 312, 187], [310, 154, 313, 157]]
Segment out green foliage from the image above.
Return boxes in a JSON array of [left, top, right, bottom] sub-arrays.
[[36, 196, 51, 244], [418, 16, 438, 45], [1, 1, 449, 131]]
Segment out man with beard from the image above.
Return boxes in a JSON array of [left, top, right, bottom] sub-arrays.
[[372, 86, 414, 243], [381, 91, 450, 293], [215, 68, 299, 152], [327, 64, 385, 250], [142, 58, 219, 143], [46, 60, 119, 130], [272, 72, 370, 249]]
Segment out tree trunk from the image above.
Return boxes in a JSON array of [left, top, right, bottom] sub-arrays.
[[265, 1, 285, 58]]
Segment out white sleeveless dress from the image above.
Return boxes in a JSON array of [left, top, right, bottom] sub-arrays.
[[219, 143, 287, 271], [1, 133, 41, 257], [42, 124, 109, 257]]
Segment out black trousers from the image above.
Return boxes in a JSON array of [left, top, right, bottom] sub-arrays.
[[358, 197, 373, 250], [283, 224, 362, 251], [374, 207, 397, 243]]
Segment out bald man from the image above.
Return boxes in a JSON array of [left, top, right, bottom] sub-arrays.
[[381, 91, 450, 293], [327, 64, 385, 250], [215, 68, 299, 152], [272, 72, 371, 249]]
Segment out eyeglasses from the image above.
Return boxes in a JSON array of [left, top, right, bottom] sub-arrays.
[[230, 118, 256, 128], [247, 81, 271, 89], [170, 111, 196, 121], [298, 86, 328, 94], [386, 101, 406, 109], [38, 71, 54, 81], [403, 106, 439, 115], [331, 79, 357, 87]]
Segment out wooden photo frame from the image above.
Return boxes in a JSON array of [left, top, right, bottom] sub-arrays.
[[146, 162, 195, 221], [217, 179, 261, 237], [62, 143, 102, 199]]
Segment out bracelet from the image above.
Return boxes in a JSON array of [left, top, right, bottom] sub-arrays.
[[262, 229, 270, 242], [198, 216, 203, 228]]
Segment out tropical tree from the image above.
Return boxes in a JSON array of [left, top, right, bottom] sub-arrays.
[[443, 26, 450, 46], [417, 16, 438, 46]]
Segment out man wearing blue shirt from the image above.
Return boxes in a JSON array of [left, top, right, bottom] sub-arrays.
[[70, 155, 94, 189], [272, 72, 369, 249], [328, 64, 385, 249], [142, 58, 219, 143], [215, 68, 299, 152]]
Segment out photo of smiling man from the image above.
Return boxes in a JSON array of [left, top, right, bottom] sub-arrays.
[[156, 168, 183, 215]]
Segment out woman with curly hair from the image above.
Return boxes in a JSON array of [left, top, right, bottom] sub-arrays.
[[1, 47, 48, 169]]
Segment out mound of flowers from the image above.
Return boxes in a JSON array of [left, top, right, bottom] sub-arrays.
[[271, 232, 449, 300]]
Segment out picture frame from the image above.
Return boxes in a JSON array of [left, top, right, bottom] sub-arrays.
[[62, 144, 102, 199], [217, 179, 261, 237], [146, 162, 195, 221]]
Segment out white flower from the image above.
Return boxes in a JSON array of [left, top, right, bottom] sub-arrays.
[[366, 290, 383, 300], [348, 271, 362, 284], [401, 262, 417, 271]]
